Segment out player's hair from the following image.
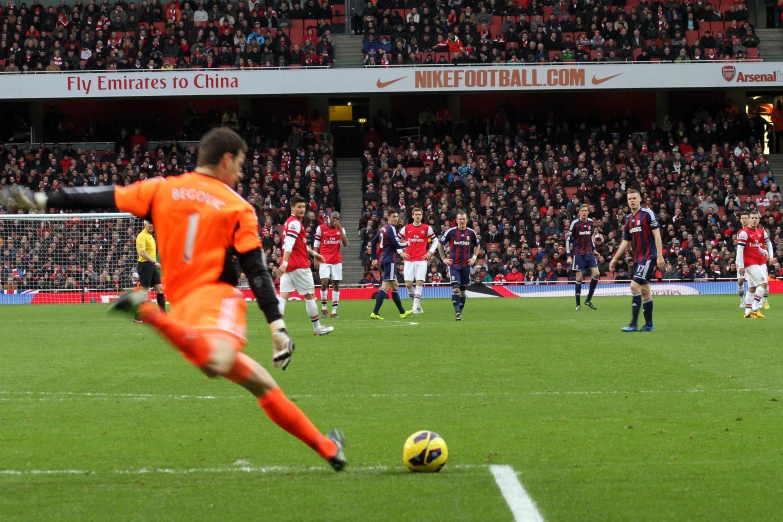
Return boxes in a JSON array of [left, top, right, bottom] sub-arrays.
[[626, 188, 640, 197], [412, 207, 423, 214], [579, 204, 589, 211], [455, 209, 467, 218], [290, 195, 306, 207], [740, 210, 749, 217], [387, 209, 399, 217], [329, 211, 341, 223], [197, 128, 246, 167]]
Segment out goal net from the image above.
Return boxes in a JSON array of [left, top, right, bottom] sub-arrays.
[[0, 213, 146, 304]]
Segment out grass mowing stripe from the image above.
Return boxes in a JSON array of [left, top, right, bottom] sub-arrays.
[[490, 465, 545, 522], [0, 388, 779, 401]]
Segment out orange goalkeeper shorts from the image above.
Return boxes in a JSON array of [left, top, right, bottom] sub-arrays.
[[171, 284, 248, 351]]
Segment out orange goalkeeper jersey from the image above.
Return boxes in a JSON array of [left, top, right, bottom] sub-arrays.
[[114, 173, 261, 305]]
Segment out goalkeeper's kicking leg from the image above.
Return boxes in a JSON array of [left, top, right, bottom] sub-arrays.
[[112, 292, 346, 471]]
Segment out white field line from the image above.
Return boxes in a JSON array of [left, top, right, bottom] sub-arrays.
[[0, 388, 778, 402], [490, 465, 545, 522], [0, 463, 485, 477]]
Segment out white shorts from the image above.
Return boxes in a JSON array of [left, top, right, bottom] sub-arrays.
[[404, 260, 428, 282], [744, 265, 768, 288], [280, 268, 315, 295], [319, 263, 343, 281]]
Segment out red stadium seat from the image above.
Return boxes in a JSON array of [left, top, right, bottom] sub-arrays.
[[332, 4, 345, 26], [153, 22, 165, 35], [434, 50, 450, 63], [291, 19, 304, 36], [162, 57, 175, 66], [632, 48, 642, 60], [746, 48, 760, 59], [685, 30, 699, 45], [490, 16, 503, 38]]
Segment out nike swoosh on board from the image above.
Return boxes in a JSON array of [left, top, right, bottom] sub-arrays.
[[376, 76, 407, 88], [591, 74, 622, 85]]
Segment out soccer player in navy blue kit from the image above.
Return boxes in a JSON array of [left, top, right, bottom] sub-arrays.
[[609, 189, 665, 332], [437, 211, 480, 321], [567, 204, 600, 311], [370, 210, 414, 320]]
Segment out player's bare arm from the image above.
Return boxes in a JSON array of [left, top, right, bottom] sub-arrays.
[[340, 227, 348, 247], [138, 249, 161, 268], [437, 243, 452, 266], [469, 244, 480, 267], [312, 243, 322, 268], [652, 228, 665, 270], [276, 249, 292, 277], [309, 247, 325, 264], [609, 239, 630, 272]]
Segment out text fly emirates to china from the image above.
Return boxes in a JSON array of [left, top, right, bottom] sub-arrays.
[[66, 74, 239, 95]]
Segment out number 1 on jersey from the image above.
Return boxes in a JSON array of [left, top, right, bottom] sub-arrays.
[[183, 212, 200, 262]]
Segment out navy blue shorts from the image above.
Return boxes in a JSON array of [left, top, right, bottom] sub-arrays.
[[449, 266, 471, 287], [632, 260, 656, 285], [381, 262, 397, 282], [572, 253, 598, 272]]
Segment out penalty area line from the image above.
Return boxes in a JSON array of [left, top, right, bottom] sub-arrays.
[[490, 464, 545, 522]]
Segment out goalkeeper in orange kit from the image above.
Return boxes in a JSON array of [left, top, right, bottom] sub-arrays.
[[1, 128, 346, 470]]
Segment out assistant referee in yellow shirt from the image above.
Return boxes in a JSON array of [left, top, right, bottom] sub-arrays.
[[136, 220, 167, 315]]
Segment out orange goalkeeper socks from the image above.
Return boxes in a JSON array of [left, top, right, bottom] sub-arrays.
[[258, 387, 338, 459], [138, 303, 212, 367]]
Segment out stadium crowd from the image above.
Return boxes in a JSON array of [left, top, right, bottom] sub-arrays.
[[357, 0, 762, 66], [0, 107, 341, 290], [0, 0, 339, 72], [357, 101, 783, 285]]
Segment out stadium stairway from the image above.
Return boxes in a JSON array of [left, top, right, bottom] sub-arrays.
[[756, 29, 783, 61], [336, 158, 365, 283], [333, 35, 365, 68], [765, 153, 783, 176]]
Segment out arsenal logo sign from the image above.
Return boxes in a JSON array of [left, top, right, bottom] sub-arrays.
[[722, 65, 736, 82]]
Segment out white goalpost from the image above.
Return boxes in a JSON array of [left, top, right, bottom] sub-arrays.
[[0, 213, 145, 304]]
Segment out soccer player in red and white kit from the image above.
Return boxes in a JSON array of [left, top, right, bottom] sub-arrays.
[[736, 211, 750, 308], [398, 207, 438, 314], [737, 210, 773, 319], [314, 212, 348, 318], [275, 195, 334, 335]]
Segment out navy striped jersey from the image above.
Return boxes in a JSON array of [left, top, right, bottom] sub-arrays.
[[440, 227, 479, 267], [371, 223, 407, 265], [622, 208, 660, 263], [566, 218, 595, 255]]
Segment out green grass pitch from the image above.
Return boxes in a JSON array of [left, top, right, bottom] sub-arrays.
[[1, 296, 781, 521]]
